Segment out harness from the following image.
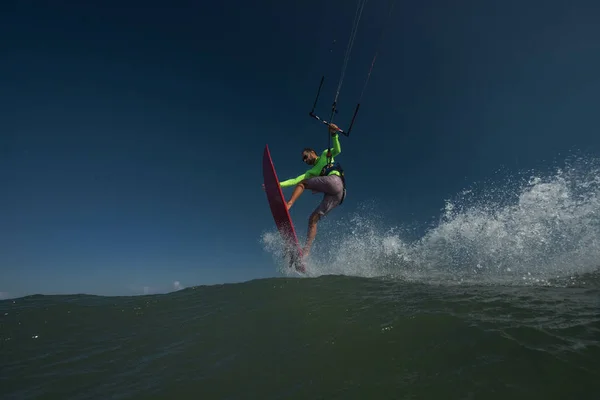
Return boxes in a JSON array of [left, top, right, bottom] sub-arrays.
[[320, 160, 347, 205]]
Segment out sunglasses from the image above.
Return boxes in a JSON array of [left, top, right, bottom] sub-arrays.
[[302, 154, 309, 161]]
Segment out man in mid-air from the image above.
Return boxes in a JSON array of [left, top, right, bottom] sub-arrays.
[[279, 123, 346, 257]]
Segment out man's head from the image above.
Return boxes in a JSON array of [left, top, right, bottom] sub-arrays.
[[302, 147, 318, 165]]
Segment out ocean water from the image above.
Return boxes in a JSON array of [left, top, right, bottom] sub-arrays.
[[2, 156, 600, 399], [1, 275, 599, 399]]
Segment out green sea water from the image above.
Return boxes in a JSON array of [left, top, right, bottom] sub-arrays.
[[2, 274, 599, 399]]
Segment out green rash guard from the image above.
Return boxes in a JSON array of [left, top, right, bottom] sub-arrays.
[[279, 133, 342, 188]]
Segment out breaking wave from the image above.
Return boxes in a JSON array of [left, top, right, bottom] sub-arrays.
[[261, 155, 600, 287]]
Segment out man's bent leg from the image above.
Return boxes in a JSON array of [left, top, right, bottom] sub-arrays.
[[303, 211, 321, 257], [289, 175, 342, 210], [303, 191, 344, 257], [286, 181, 306, 210]]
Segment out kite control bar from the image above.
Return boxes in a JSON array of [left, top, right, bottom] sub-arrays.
[[308, 76, 360, 137], [309, 108, 359, 137], [306, 0, 395, 137]]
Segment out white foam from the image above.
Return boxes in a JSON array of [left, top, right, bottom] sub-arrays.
[[261, 155, 600, 286]]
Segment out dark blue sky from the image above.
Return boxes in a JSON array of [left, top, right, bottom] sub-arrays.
[[2, 0, 600, 298]]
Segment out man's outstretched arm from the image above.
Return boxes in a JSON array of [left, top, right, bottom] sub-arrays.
[[280, 173, 308, 188], [329, 131, 341, 158], [280, 163, 322, 188], [326, 123, 342, 158]]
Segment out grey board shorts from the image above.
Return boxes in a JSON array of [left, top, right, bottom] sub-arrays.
[[304, 174, 345, 217]]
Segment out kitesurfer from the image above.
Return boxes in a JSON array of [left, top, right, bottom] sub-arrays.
[[278, 123, 346, 257]]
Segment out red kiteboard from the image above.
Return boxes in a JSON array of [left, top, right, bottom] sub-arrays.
[[262, 145, 306, 273]]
